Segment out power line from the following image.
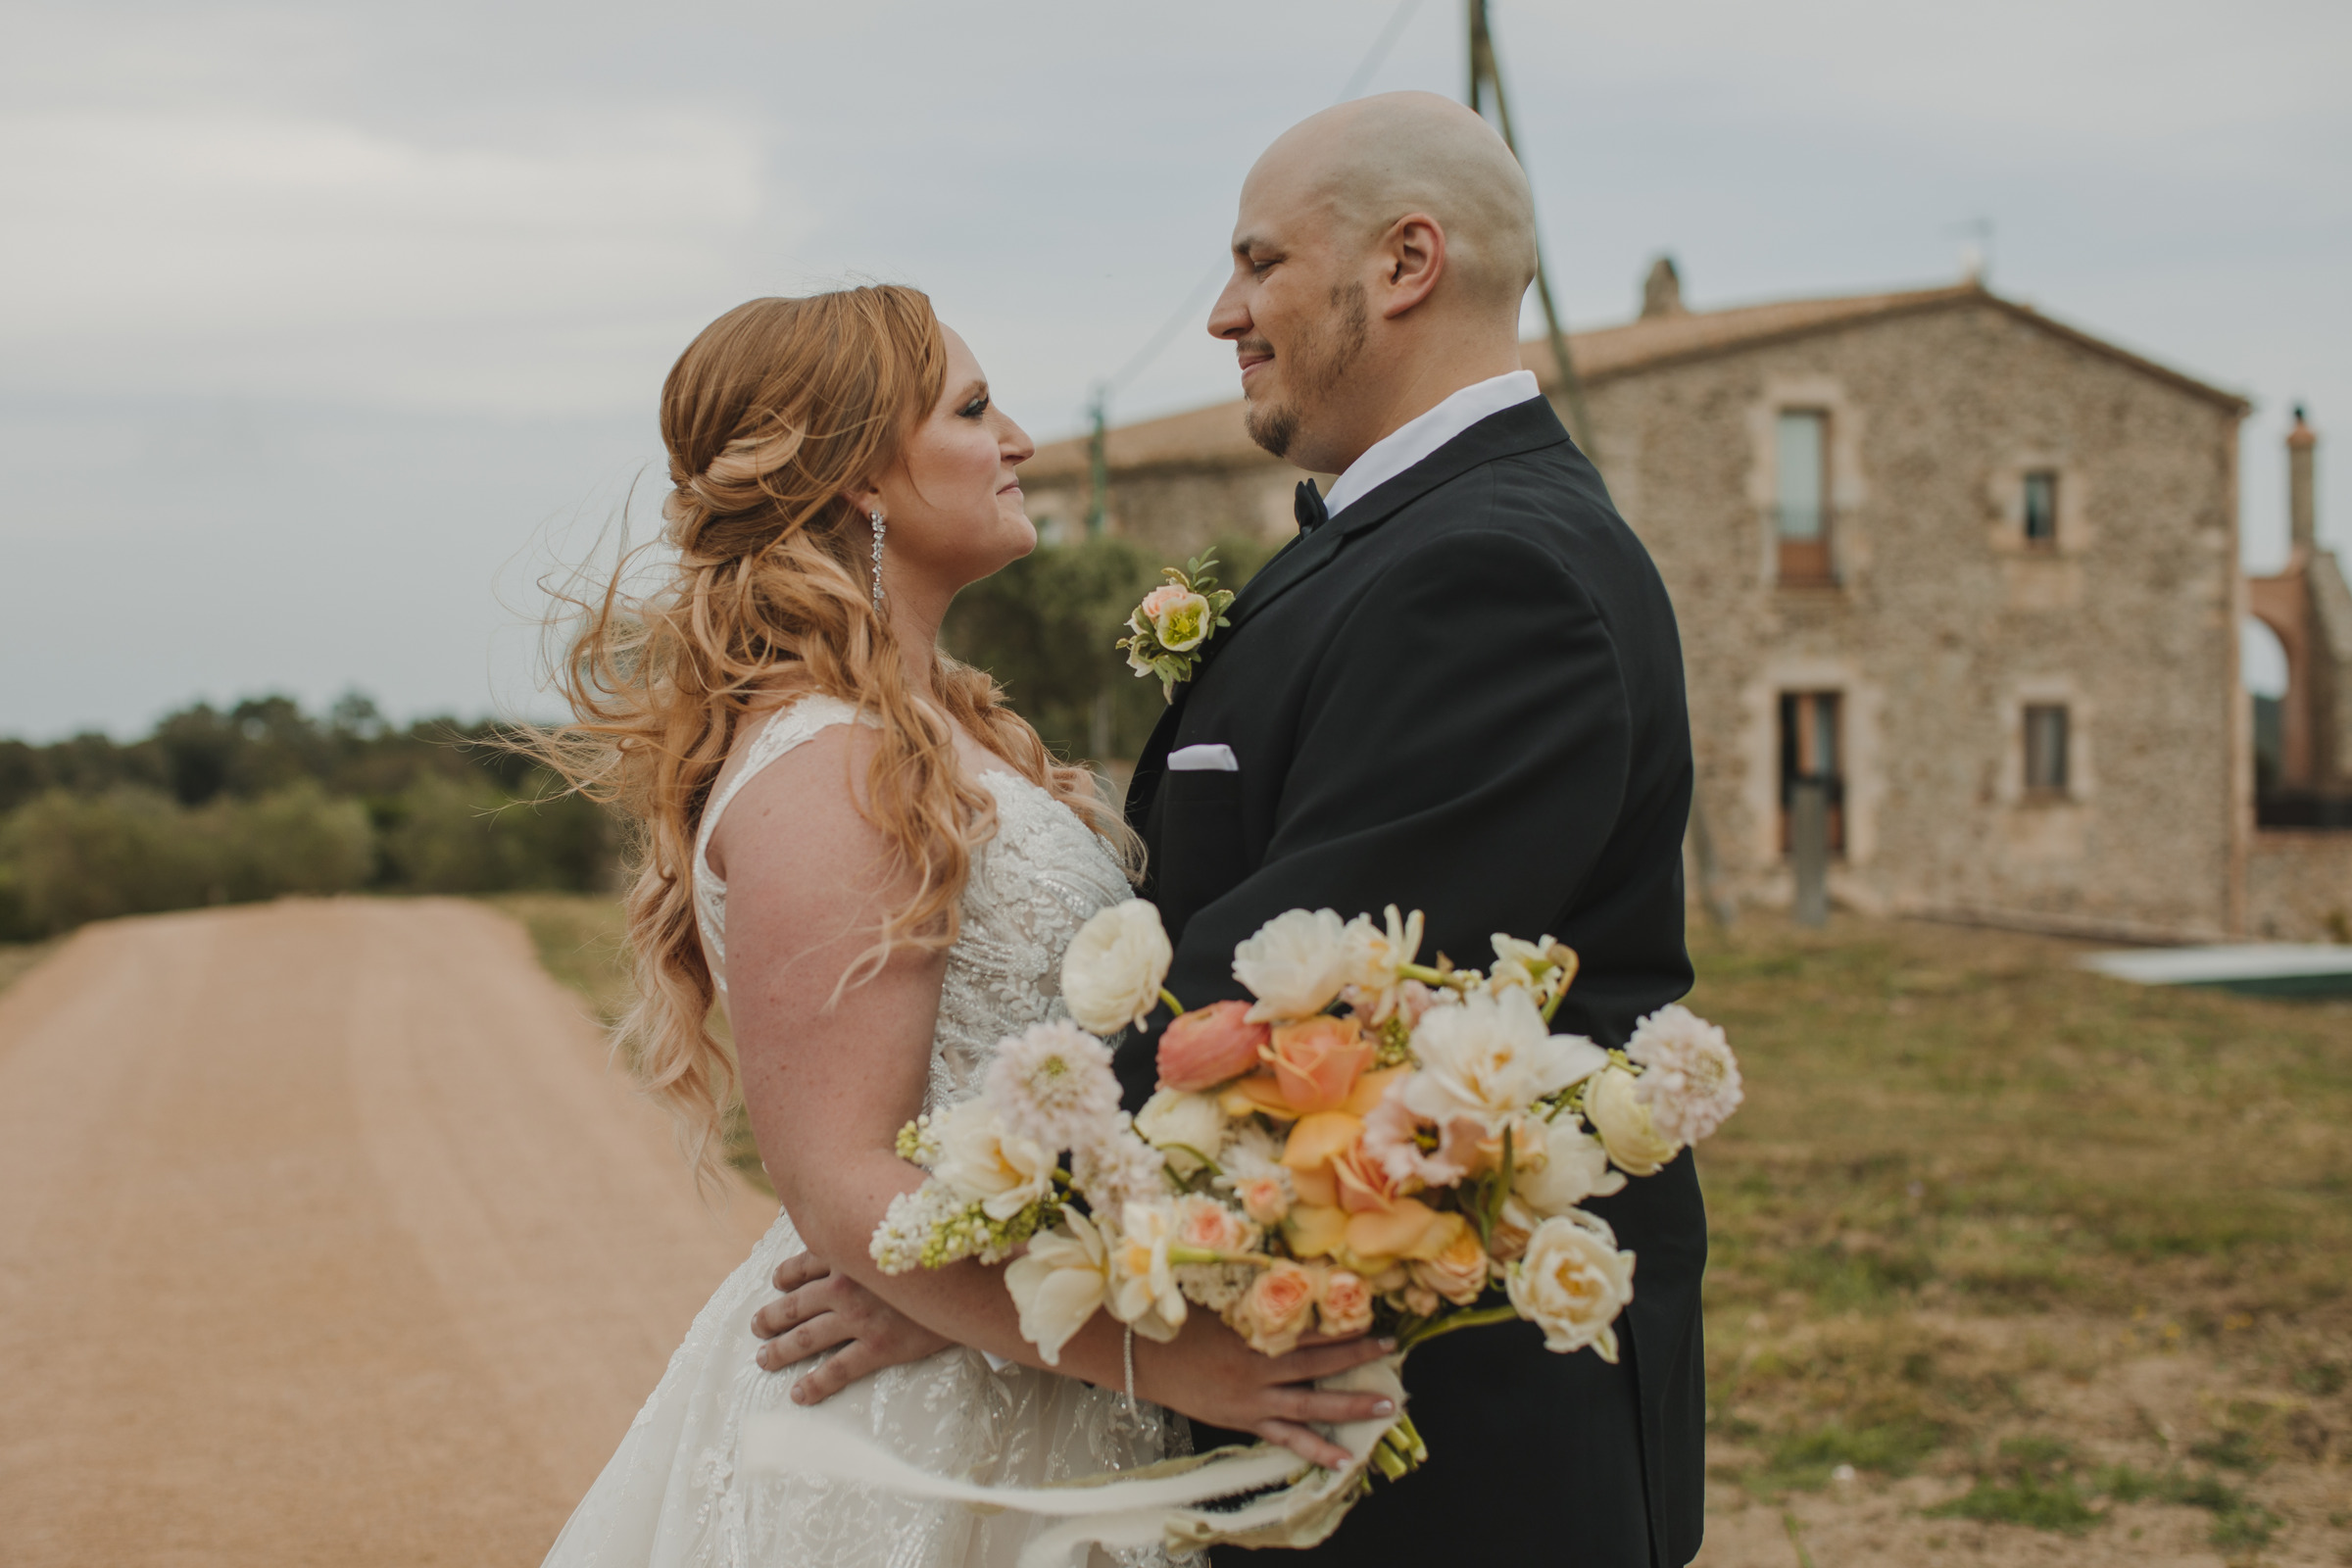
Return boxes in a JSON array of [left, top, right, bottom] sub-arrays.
[[1095, 0, 1430, 407]]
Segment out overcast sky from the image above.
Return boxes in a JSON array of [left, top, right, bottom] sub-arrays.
[[4, 0, 2343, 738]]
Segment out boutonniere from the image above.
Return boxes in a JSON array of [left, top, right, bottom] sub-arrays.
[[1117, 553, 1237, 702]]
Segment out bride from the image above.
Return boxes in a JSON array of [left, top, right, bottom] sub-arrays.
[[534, 286, 1391, 1568]]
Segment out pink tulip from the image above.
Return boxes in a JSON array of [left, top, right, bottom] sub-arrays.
[[1156, 1000, 1270, 1092]]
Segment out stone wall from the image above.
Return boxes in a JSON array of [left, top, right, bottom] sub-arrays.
[[2247, 831, 2352, 942], [1587, 298, 2243, 940]]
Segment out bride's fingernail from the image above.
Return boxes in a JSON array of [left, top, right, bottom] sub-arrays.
[[1378, 1337, 1398, 1350], [1372, 1398, 1396, 1415]]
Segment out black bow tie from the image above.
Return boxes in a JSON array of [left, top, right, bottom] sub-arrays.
[[1294, 479, 1328, 535]]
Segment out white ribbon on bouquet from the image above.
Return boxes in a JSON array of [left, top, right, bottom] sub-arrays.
[[740, 1358, 1408, 1568]]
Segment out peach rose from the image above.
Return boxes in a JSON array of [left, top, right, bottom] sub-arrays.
[[1407, 1213, 1492, 1306], [1315, 1267, 1375, 1337], [1229, 1258, 1320, 1356], [1262, 1015, 1374, 1115], [1139, 583, 1189, 620], [1331, 1134, 1404, 1215], [1402, 1281, 1442, 1317], [1156, 1000, 1270, 1092], [1233, 1174, 1291, 1227], [1173, 1194, 1254, 1255]]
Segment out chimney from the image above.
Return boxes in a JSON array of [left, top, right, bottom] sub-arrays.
[[2289, 405, 2317, 555], [1641, 255, 1685, 319]]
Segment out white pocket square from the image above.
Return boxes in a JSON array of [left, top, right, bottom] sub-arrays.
[[1167, 743, 1239, 772]]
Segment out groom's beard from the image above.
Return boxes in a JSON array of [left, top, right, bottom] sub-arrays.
[[1244, 281, 1369, 463]]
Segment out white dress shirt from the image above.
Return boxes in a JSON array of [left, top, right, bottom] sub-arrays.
[[1319, 368, 1542, 521]]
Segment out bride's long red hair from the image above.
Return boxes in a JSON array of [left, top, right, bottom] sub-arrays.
[[532, 286, 1121, 1181]]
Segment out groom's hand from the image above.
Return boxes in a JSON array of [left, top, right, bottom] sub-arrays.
[[750, 1251, 952, 1403]]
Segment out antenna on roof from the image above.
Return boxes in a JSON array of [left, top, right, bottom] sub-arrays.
[[1469, 0, 1594, 459], [1949, 217, 1994, 284]]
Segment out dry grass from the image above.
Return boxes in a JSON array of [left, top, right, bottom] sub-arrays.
[[1690, 911, 2352, 1567], [482, 893, 770, 1192], [481, 894, 2352, 1564]]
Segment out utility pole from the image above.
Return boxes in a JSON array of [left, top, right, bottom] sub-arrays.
[[1467, 0, 1594, 457], [1084, 384, 1110, 536]]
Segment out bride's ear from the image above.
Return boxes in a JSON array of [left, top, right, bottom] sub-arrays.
[[841, 480, 884, 517]]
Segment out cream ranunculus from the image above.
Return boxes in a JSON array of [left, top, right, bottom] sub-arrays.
[[1134, 1089, 1229, 1176], [1584, 1064, 1684, 1177], [1004, 1211, 1109, 1364], [1506, 1210, 1637, 1360], [1510, 1111, 1626, 1216], [1104, 1200, 1189, 1342], [1232, 907, 1357, 1023], [1399, 989, 1609, 1135], [928, 1100, 1056, 1220], [1151, 590, 1214, 652], [1060, 900, 1173, 1035]]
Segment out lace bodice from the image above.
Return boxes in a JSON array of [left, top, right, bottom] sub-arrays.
[[691, 696, 1135, 1110], [545, 696, 1177, 1568]]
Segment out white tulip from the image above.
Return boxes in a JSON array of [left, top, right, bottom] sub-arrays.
[[1585, 1065, 1684, 1178], [1060, 900, 1173, 1035], [1004, 1212, 1110, 1365], [1133, 1089, 1228, 1176]]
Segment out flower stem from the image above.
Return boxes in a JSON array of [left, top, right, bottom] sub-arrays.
[[1395, 1303, 1519, 1350], [1158, 988, 1186, 1018]]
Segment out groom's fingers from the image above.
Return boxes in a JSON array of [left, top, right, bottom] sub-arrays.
[[750, 1289, 817, 1343], [792, 1340, 892, 1405], [1251, 1420, 1354, 1472], [770, 1252, 829, 1296], [757, 1310, 854, 1377]]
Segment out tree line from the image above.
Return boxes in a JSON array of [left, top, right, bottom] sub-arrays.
[[0, 531, 1274, 942]]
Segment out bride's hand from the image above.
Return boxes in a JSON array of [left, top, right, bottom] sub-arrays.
[[1135, 1316, 1398, 1471], [751, 1251, 953, 1403]]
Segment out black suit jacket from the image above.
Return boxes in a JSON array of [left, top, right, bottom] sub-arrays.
[[1120, 398, 1705, 1568]]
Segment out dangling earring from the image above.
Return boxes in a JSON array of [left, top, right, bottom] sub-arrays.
[[867, 510, 887, 612]]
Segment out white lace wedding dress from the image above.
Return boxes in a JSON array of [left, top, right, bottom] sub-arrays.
[[544, 696, 1180, 1568]]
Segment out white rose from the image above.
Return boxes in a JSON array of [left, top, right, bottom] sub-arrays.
[[1506, 1210, 1637, 1360], [1060, 900, 1173, 1035], [1232, 907, 1356, 1023], [928, 1100, 1055, 1220], [1004, 1212, 1109, 1365], [1134, 1089, 1228, 1176], [1400, 989, 1610, 1134], [1511, 1112, 1626, 1216], [1104, 1200, 1188, 1343], [1584, 1064, 1683, 1178]]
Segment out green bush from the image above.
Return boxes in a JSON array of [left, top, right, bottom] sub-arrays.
[[0, 785, 374, 936], [943, 533, 1277, 762]]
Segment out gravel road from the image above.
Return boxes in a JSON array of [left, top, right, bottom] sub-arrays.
[[0, 898, 776, 1566]]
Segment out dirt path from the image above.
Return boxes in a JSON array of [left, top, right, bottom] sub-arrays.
[[0, 898, 776, 1567]]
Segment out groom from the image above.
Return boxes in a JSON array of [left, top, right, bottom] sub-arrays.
[[759, 92, 1705, 1566]]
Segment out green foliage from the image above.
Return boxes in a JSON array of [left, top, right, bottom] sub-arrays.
[[0, 693, 615, 939], [1758, 1415, 1948, 1492], [943, 532, 1277, 761]]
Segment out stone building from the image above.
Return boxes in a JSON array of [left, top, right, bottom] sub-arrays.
[[1025, 269, 2350, 942]]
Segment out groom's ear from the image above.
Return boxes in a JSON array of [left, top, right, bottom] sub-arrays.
[[1376, 214, 1447, 319]]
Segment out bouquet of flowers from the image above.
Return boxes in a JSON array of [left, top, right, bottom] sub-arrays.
[[869, 898, 1740, 1494]]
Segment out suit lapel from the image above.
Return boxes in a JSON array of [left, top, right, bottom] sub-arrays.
[[1126, 398, 1573, 841]]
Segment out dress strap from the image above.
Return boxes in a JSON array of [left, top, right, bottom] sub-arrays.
[[695, 694, 865, 881]]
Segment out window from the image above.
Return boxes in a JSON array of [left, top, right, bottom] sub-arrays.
[[1778, 691, 1845, 854], [2023, 470, 2058, 548], [1775, 411, 1833, 583], [2023, 704, 2070, 795]]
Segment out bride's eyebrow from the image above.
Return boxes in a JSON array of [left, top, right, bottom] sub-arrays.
[[952, 378, 988, 408]]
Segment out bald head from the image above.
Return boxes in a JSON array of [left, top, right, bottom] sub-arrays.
[[1244, 91, 1538, 314]]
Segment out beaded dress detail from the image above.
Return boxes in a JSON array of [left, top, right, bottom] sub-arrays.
[[543, 697, 1178, 1568]]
